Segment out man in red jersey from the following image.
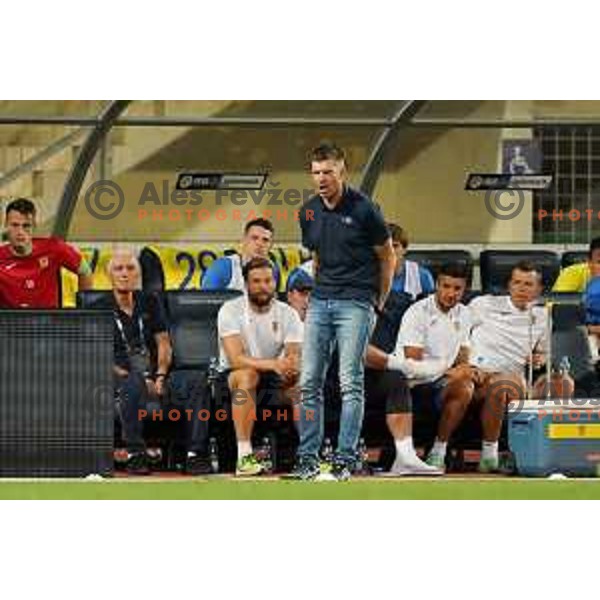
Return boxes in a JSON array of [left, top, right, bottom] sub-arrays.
[[0, 198, 93, 308]]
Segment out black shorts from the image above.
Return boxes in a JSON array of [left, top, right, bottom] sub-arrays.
[[364, 369, 412, 414], [214, 369, 286, 411], [411, 377, 448, 413]]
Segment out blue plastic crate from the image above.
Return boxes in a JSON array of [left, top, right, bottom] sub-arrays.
[[508, 400, 600, 477]]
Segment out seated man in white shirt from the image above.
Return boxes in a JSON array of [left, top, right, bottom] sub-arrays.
[[217, 257, 303, 476], [390, 264, 473, 473], [365, 343, 444, 477], [467, 261, 574, 472]]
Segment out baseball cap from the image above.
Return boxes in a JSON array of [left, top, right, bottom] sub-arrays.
[[286, 268, 314, 293]]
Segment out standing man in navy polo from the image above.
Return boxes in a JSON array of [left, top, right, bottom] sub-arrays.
[[288, 143, 396, 481]]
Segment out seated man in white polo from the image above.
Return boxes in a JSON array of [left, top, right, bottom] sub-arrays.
[[218, 257, 303, 476], [393, 263, 473, 473], [467, 261, 574, 472]]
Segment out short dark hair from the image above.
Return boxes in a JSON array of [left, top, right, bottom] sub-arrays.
[[589, 237, 600, 257], [310, 143, 346, 165], [242, 257, 275, 282], [244, 218, 274, 236], [437, 262, 468, 281], [510, 260, 542, 281], [5, 198, 36, 218], [387, 223, 409, 248]]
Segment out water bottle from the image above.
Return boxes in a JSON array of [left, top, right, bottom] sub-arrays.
[[356, 438, 370, 475], [261, 437, 273, 474], [321, 437, 334, 463], [208, 357, 219, 384], [559, 356, 572, 400], [559, 356, 571, 377], [208, 437, 219, 474]]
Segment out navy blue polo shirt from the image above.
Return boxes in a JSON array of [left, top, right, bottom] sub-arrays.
[[94, 291, 168, 372], [300, 186, 390, 302]]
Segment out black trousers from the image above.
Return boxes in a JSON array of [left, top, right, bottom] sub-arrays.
[[114, 372, 148, 453], [115, 370, 212, 455]]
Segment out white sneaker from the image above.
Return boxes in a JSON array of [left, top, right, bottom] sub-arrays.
[[379, 455, 444, 477]]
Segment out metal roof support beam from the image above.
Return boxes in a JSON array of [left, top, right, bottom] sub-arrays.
[[5, 115, 600, 129], [0, 116, 391, 127], [410, 117, 600, 128], [53, 100, 130, 239], [359, 101, 427, 198]]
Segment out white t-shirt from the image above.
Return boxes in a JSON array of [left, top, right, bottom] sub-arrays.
[[300, 260, 314, 278], [403, 260, 422, 299], [468, 295, 548, 374], [226, 254, 245, 291], [218, 295, 303, 369], [396, 295, 471, 385]]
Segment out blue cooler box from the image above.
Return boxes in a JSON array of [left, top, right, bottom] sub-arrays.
[[508, 400, 600, 476]]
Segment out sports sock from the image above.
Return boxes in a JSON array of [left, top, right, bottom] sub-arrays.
[[431, 439, 447, 458], [395, 436, 416, 462], [481, 440, 498, 461], [237, 440, 253, 459]]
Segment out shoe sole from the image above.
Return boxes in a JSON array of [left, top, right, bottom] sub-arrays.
[[377, 468, 444, 477], [235, 470, 264, 477], [330, 470, 351, 482], [280, 471, 319, 481], [314, 473, 337, 482], [478, 462, 500, 474]]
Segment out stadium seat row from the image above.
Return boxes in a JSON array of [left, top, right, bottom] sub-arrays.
[[62, 245, 591, 307]]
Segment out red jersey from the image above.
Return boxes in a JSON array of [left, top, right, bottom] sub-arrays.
[[0, 237, 83, 308]]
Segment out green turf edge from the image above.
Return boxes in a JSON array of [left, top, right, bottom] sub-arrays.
[[1, 479, 600, 500]]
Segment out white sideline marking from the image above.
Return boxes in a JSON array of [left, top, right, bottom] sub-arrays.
[[0, 476, 598, 484]]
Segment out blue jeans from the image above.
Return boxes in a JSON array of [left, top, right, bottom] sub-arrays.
[[297, 297, 374, 464]]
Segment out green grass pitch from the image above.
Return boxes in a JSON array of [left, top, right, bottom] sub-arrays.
[[1, 476, 600, 499]]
